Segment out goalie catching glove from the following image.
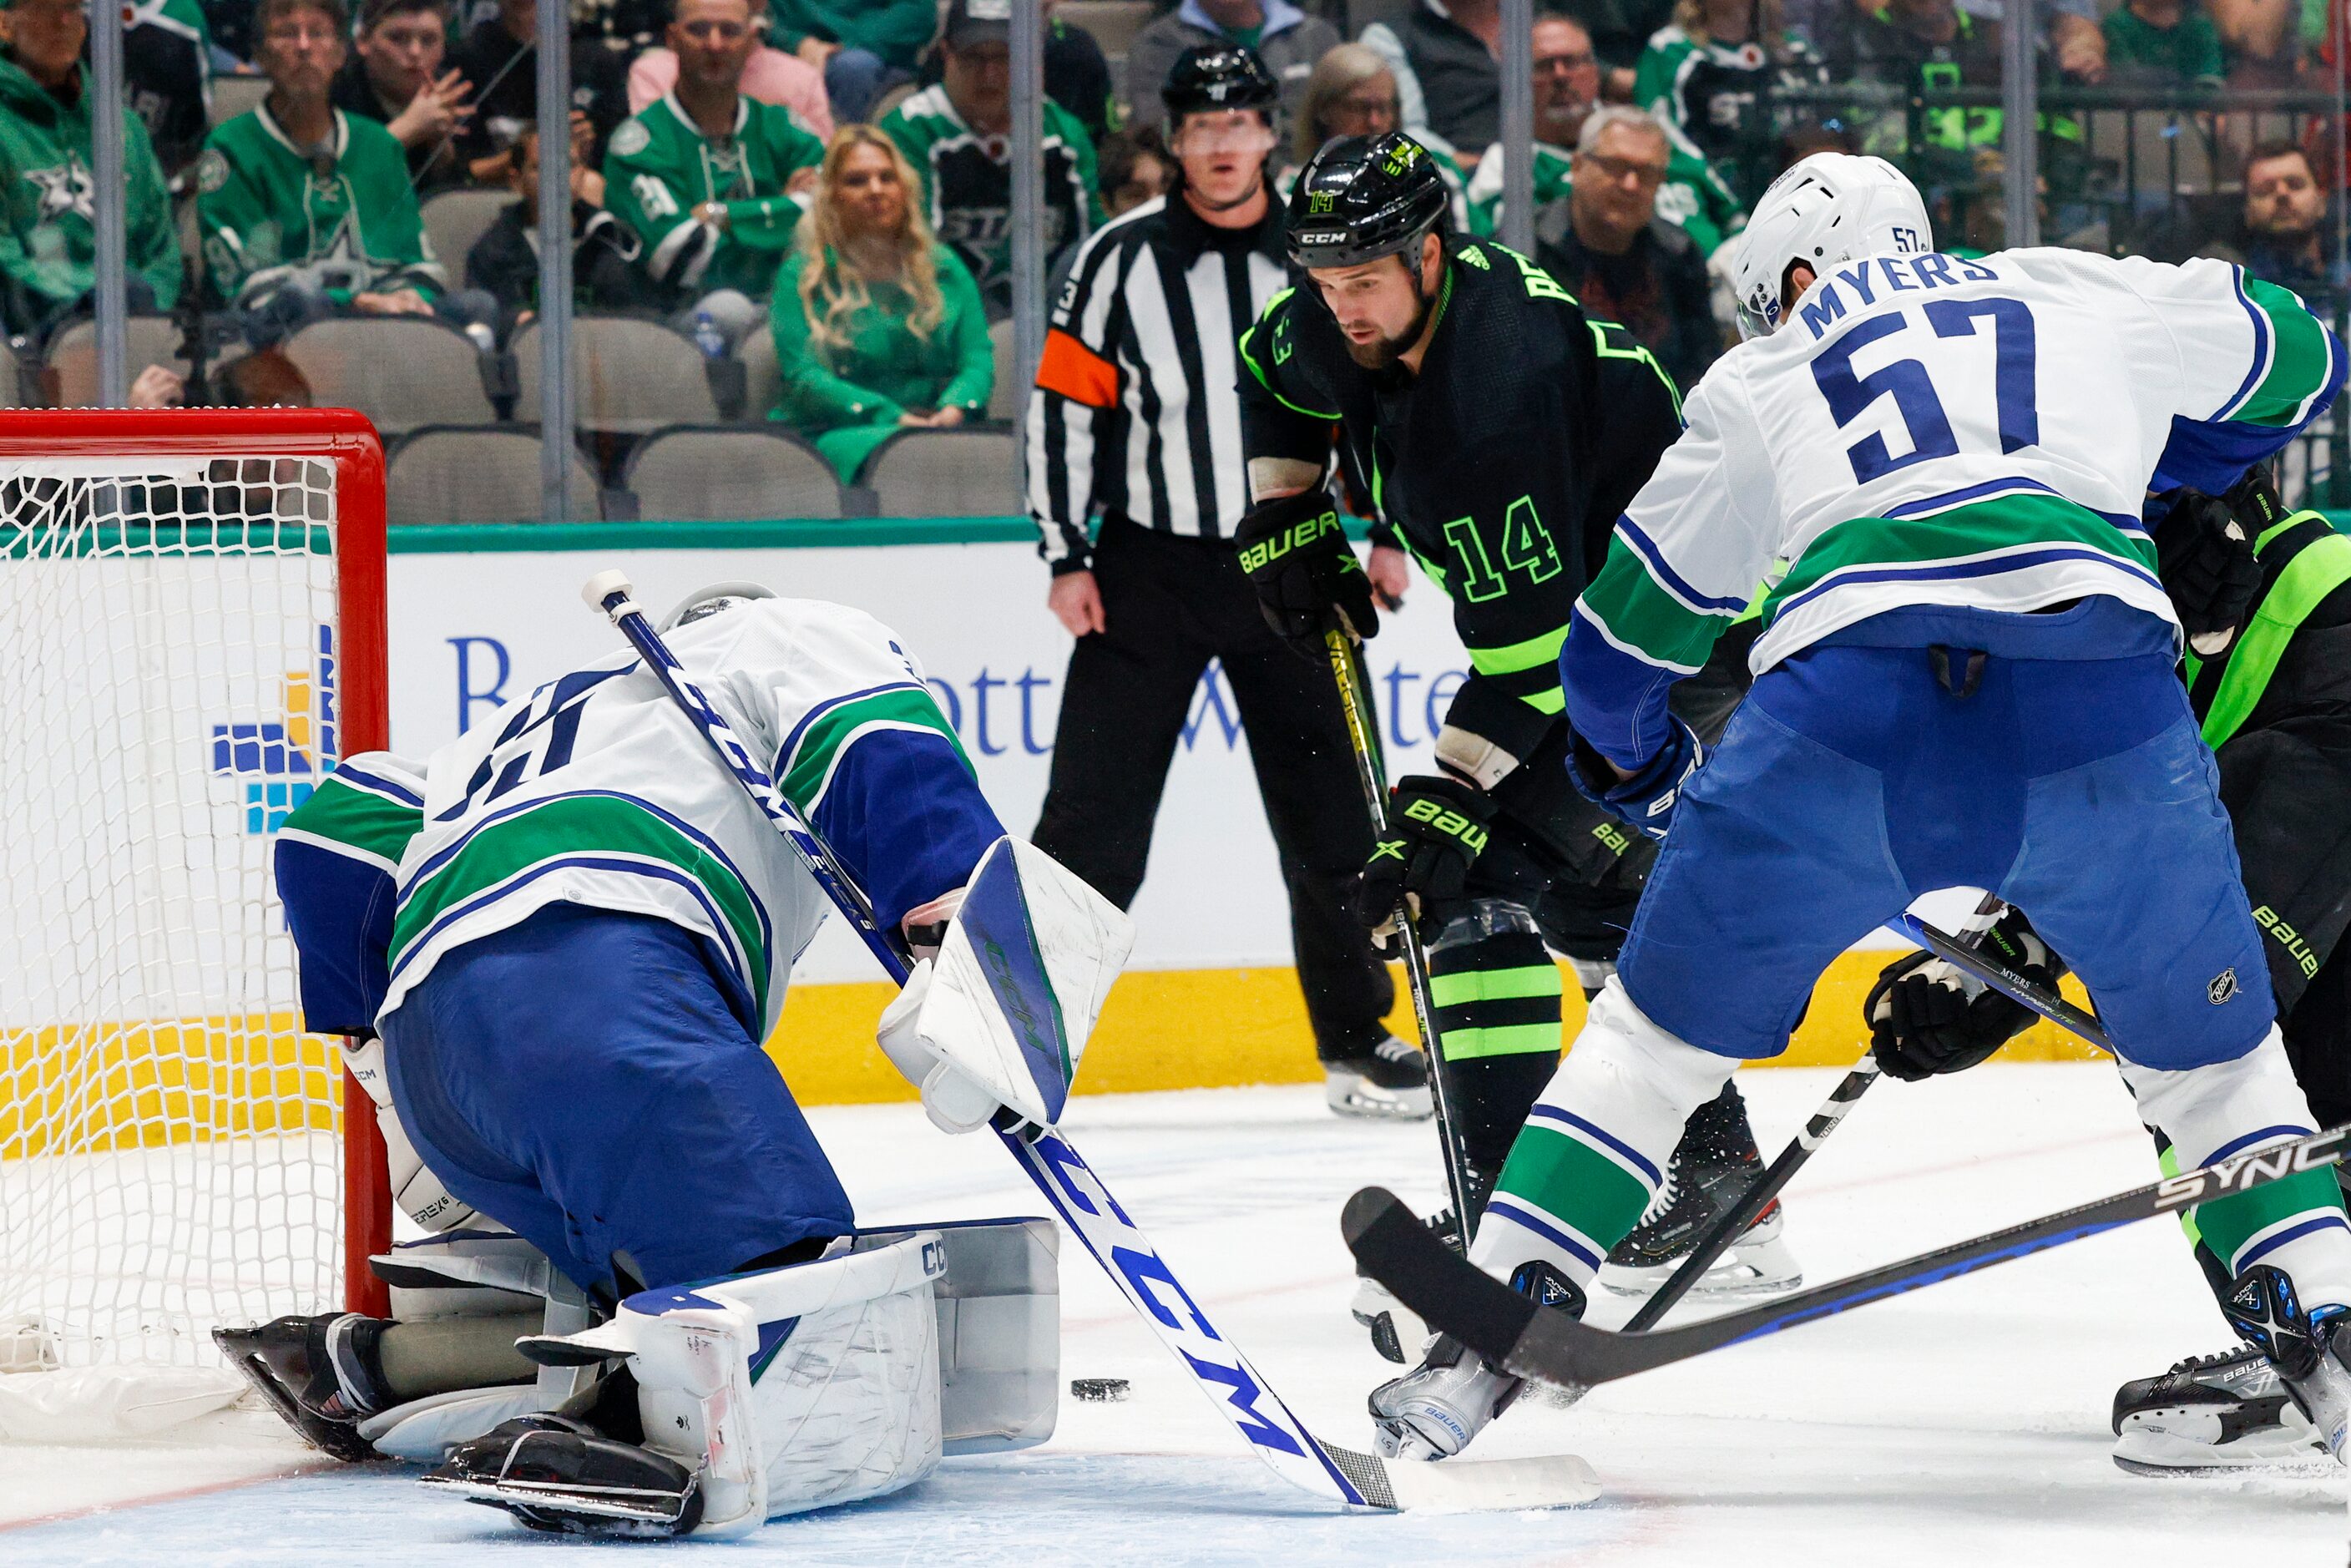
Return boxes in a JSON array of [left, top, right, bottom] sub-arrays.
[[1865, 907, 2063, 1081], [1234, 487, 1378, 660]]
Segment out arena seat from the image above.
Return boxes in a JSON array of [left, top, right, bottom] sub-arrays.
[[387, 425, 599, 524], [284, 316, 497, 433], [514, 315, 721, 433], [623, 424, 843, 520], [860, 426, 1023, 517]]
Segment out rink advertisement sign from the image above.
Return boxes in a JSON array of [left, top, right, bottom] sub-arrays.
[[382, 526, 1481, 984]]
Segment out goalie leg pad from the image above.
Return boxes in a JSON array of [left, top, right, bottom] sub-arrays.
[[506, 1231, 948, 1536], [862, 1216, 1060, 1454]]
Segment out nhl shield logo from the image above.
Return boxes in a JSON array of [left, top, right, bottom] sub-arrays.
[[2208, 968, 2240, 1005]]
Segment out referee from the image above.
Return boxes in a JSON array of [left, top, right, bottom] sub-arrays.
[[1024, 45, 1426, 1120]]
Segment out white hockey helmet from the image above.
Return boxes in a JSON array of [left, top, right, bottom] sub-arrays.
[[1731, 153, 1934, 340], [660, 580, 777, 631]]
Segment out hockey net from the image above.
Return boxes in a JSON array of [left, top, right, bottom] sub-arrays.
[[0, 410, 391, 1439]]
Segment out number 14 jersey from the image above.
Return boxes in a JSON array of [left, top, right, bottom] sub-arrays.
[[1566, 247, 2347, 766]]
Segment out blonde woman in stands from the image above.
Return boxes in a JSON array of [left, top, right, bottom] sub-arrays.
[[770, 124, 992, 484]]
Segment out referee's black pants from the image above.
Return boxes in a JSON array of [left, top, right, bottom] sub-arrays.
[[1032, 517, 1395, 1059]]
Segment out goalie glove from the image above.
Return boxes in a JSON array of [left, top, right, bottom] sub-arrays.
[[877, 960, 1036, 1138], [1865, 909, 2061, 1082]]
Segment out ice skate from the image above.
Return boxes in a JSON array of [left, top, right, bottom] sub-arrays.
[[1322, 1034, 1433, 1120], [1369, 1332, 1524, 1459], [2111, 1342, 2330, 1473], [1598, 1084, 1802, 1303], [213, 1313, 397, 1463], [2217, 1264, 2351, 1462], [1352, 1205, 1463, 1363]]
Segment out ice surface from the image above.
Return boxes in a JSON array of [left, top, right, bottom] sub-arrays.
[[5, 1064, 2346, 1563]]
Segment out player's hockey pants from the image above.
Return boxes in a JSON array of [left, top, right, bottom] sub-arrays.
[[381, 903, 854, 1302], [1474, 599, 2351, 1304], [1032, 518, 1394, 1058]]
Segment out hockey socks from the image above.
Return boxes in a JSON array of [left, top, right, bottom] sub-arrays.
[[1424, 903, 1566, 1172], [2126, 1029, 2351, 1313], [1469, 979, 1736, 1290]]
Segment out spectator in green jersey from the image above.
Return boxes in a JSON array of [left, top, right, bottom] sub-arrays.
[[197, 0, 498, 349], [768, 0, 937, 123], [603, 0, 826, 350], [2101, 0, 2227, 85], [0, 0, 183, 341], [770, 124, 992, 483]]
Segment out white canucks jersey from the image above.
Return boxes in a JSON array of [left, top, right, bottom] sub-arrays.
[[275, 598, 993, 1038], [1563, 247, 2347, 765]]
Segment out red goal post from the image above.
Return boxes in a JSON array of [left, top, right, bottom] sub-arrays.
[[0, 407, 393, 1356]]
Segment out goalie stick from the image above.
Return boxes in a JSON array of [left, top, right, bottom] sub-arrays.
[[580, 572, 1595, 1514], [1344, 1121, 2351, 1393]]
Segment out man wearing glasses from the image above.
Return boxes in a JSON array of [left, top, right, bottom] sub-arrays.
[[1532, 104, 1724, 390]]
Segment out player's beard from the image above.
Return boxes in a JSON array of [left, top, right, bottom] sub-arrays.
[[1342, 273, 1436, 372]]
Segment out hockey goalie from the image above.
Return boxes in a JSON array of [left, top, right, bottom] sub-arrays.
[[221, 584, 1131, 1538]]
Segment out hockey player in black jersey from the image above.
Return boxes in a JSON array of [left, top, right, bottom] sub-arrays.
[[1866, 469, 2351, 1474], [1231, 129, 1790, 1368]]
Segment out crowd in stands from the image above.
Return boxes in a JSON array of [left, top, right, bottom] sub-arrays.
[[0, 0, 2337, 503]]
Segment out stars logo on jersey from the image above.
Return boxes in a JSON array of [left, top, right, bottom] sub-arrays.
[[23, 159, 94, 222], [609, 119, 651, 159]]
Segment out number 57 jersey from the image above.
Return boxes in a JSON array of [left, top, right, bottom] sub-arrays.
[[1566, 248, 2347, 764]]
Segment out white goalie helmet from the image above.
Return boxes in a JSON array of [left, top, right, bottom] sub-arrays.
[[1732, 152, 1934, 340], [660, 580, 778, 631]]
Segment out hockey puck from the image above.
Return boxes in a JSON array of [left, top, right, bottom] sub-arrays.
[[1069, 1377, 1130, 1402]]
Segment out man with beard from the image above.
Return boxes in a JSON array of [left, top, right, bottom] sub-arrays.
[[1235, 129, 1791, 1360], [1024, 47, 1425, 1126]]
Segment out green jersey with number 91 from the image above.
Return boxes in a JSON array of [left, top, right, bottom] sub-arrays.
[[1237, 240, 1685, 754]]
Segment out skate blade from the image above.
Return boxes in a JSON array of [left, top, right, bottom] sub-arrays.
[[213, 1339, 379, 1464], [1324, 1075, 1434, 1121], [1596, 1247, 1804, 1302], [2111, 1412, 2334, 1476]]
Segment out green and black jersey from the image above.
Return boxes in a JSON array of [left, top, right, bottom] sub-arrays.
[[2183, 508, 2351, 1014], [1236, 239, 1685, 761], [877, 84, 1103, 295]]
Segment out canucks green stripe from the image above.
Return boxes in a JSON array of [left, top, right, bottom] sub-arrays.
[[1494, 1122, 1651, 1247], [1578, 534, 1728, 670], [284, 776, 422, 864], [2239, 277, 2335, 427], [1468, 624, 1570, 676], [1429, 964, 1562, 1009], [778, 686, 970, 813], [2193, 1164, 2348, 1269], [1763, 495, 2160, 626], [391, 795, 769, 1014]]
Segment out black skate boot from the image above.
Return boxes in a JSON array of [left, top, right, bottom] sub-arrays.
[[2224, 1265, 2351, 1459], [1598, 1082, 1801, 1302], [213, 1313, 398, 1462], [2111, 1343, 2328, 1473], [422, 1413, 703, 1537], [1321, 1033, 1433, 1121]]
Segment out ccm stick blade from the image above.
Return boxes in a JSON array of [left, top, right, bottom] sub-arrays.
[[1345, 1121, 2351, 1390]]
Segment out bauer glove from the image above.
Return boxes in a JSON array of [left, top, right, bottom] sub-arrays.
[[1234, 487, 1378, 660], [1355, 774, 1497, 928], [1567, 715, 1705, 842], [1865, 909, 2061, 1082], [2152, 474, 2268, 655]]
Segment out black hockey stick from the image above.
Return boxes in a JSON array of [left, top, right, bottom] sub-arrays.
[[1343, 1120, 2351, 1391], [1895, 913, 2114, 1053], [1620, 1059, 1880, 1331], [1622, 897, 2008, 1330], [1324, 624, 1478, 1236]]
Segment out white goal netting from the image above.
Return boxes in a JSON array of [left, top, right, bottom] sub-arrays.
[[0, 453, 359, 1435]]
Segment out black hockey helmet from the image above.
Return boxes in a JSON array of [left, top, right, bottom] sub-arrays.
[[1161, 44, 1280, 122], [1286, 131, 1451, 271]]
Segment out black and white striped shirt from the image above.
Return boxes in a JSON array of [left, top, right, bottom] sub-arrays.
[[1024, 193, 1292, 572]]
